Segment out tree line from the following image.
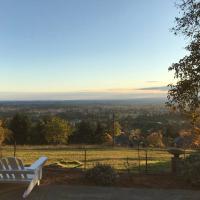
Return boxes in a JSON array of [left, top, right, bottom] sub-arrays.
[[0, 113, 121, 145], [0, 112, 199, 148]]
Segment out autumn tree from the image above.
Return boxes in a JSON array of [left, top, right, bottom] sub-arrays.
[[146, 131, 165, 148], [103, 133, 113, 146], [114, 121, 121, 136], [167, 0, 200, 126], [0, 121, 7, 145], [129, 129, 144, 146]]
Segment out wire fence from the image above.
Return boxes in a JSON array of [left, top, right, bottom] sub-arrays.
[[0, 145, 198, 174]]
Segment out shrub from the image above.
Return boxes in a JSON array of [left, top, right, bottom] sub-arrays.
[[181, 153, 200, 186], [85, 163, 117, 186]]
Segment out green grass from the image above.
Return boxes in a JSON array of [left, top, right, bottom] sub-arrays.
[[0, 146, 188, 172]]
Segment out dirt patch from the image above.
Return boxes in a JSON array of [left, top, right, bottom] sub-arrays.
[[42, 166, 197, 190]]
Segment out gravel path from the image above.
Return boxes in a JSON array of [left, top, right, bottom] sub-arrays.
[[0, 184, 200, 200]]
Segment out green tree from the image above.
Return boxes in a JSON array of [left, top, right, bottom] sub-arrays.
[[42, 117, 71, 145], [94, 122, 106, 144], [70, 121, 96, 144], [9, 113, 31, 144], [167, 0, 200, 126], [29, 119, 46, 144]]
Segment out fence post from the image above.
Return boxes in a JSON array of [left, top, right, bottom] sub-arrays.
[[84, 148, 87, 171], [138, 144, 141, 173], [14, 141, 16, 157], [145, 148, 148, 173], [126, 156, 130, 174], [184, 148, 186, 160]]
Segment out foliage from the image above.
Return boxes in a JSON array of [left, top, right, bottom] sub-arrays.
[[114, 121, 121, 136], [181, 153, 200, 186], [71, 120, 106, 144], [192, 127, 200, 147], [108, 121, 121, 136], [0, 102, 193, 146], [0, 121, 9, 145], [103, 133, 113, 145], [167, 38, 200, 122], [172, 0, 200, 37], [29, 119, 47, 144], [167, 0, 200, 125], [129, 128, 143, 146], [70, 121, 97, 144], [115, 132, 129, 146], [41, 117, 71, 145], [9, 113, 31, 144], [94, 122, 106, 144], [174, 128, 200, 148], [146, 131, 165, 148], [85, 163, 117, 186]]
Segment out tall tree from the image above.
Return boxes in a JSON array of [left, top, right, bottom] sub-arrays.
[[94, 122, 106, 144], [9, 114, 31, 144], [70, 121, 96, 144], [29, 119, 46, 144], [42, 117, 71, 145], [167, 0, 200, 126]]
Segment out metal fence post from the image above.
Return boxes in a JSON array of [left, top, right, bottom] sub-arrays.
[[14, 141, 16, 157], [84, 148, 87, 171], [145, 148, 148, 173], [138, 144, 141, 173]]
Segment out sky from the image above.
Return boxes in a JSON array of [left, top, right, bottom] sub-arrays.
[[0, 0, 187, 100]]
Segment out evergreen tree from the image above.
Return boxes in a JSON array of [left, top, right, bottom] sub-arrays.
[[9, 113, 31, 144]]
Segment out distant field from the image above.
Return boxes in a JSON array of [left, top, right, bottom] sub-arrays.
[[0, 146, 193, 172]]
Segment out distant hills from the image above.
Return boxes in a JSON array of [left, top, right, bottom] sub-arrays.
[[0, 97, 166, 106]]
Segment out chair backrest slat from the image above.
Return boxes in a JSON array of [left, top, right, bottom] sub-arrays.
[[0, 157, 29, 180], [0, 160, 7, 179], [17, 158, 25, 170], [1, 158, 9, 170], [17, 158, 27, 178], [7, 157, 24, 179], [1, 158, 13, 179]]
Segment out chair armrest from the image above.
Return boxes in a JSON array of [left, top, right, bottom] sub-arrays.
[[28, 157, 48, 170]]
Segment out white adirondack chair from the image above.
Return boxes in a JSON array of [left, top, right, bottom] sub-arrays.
[[0, 156, 48, 198]]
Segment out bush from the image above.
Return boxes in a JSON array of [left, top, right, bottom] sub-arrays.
[[181, 153, 200, 186], [85, 163, 117, 186]]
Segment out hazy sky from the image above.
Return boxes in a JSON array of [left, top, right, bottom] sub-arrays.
[[0, 0, 186, 100]]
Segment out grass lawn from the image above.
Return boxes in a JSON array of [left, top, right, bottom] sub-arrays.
[[0, 146, 190, 172]]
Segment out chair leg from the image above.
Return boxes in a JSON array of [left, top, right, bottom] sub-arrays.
[[39, 168, 43, 179], [23, 178, 38, 198]]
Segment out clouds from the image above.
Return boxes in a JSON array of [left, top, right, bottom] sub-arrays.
[[145, 81, 161, 83], [137, 86, 168, 91]]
